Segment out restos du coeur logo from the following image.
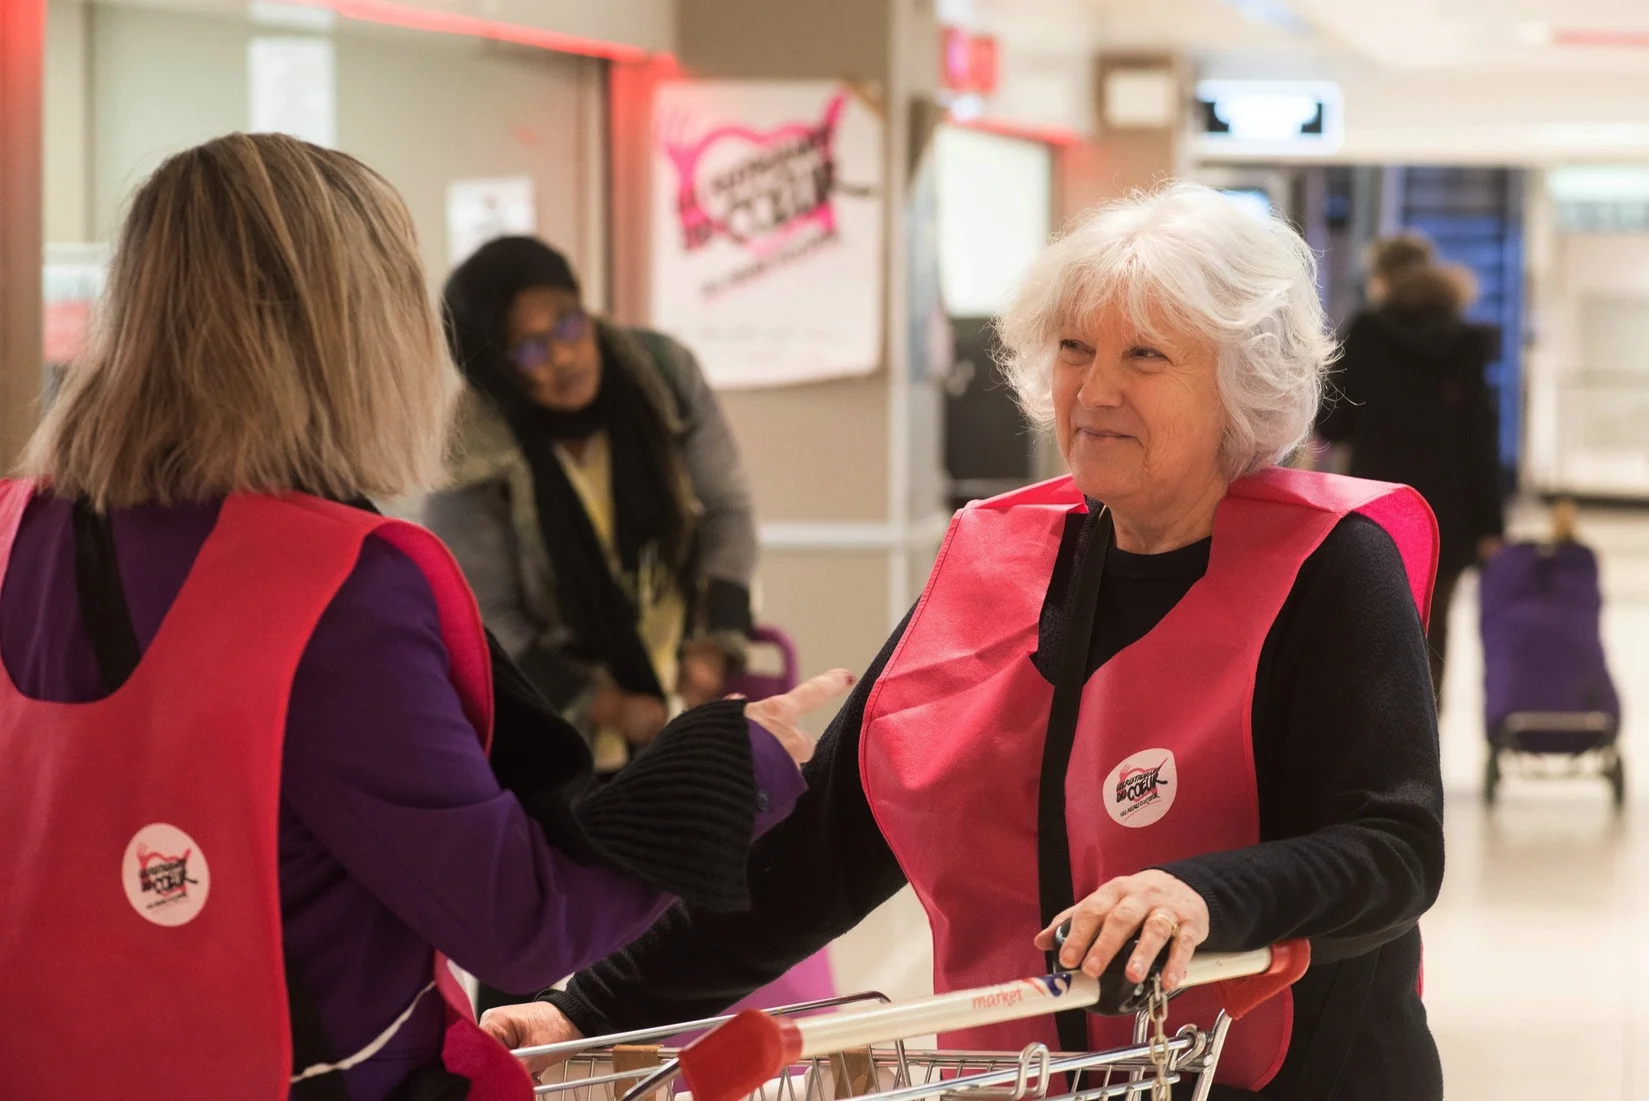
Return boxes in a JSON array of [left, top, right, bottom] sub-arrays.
[[1104, 749, 1178, 829], [122, 823, 210, 927]]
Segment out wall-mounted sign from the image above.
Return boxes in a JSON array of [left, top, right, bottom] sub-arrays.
[[446, 176, 538, 268], [1548, 165, 1649, 233], [1193, 80, 1343, 156], [43, 244, 109, 367], [1104, 69, 1177, 130], [249, 36, 336, 148], [941, 28, 999, 97], [651, 81, 885, 389]]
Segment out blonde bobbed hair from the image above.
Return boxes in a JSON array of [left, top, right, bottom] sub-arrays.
[[22, 132, 458, 507]]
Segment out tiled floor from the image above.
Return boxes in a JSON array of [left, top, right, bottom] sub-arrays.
[[1428, 506, 1649, 1100], [827, 503, 1649, 1098]]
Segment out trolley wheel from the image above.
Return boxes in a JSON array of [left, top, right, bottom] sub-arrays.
[[1484, 752, 1501, 807], [1608, 755, 1626, 811]]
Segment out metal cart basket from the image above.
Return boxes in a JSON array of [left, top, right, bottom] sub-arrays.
[[519, 985, 1261, 1101]]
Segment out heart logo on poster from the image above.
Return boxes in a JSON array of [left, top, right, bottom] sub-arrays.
[[661, 93, 860, 257]]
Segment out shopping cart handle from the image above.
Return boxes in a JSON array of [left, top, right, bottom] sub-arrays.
[[1053, 921, 1162, 1014], [1052, 921, 1310, 1017], [1213, 939, 1310, 1020], [677, 940, 1310, 1101]]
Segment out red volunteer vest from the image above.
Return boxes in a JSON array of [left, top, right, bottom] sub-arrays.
[[861, 467, 1436, 1091], [0, 481, 533, 1101]]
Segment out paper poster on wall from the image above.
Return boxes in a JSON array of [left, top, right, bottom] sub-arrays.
[[446, 177, 538, 268], [43, 244, 109, 366], [249, 36, 336, 148], [651, 81, 885, 389]]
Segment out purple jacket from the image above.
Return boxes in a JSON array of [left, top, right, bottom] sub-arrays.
[[0, 495, 804, 1100]]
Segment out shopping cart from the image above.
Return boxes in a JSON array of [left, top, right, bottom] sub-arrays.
[[515, 940, 1307, 1101]]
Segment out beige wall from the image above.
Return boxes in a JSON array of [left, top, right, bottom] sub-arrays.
[[332, 32, 604, 293], [604, 0, 948, 1004], [1030, 54, 1187, 484], [76, 0, 674, 57], [57, 3, 602, 295], [86, 5, 246, 240], [670, 0, 904, 528], [43, 0, 88, 243], [1056, 54, 1184, 226]]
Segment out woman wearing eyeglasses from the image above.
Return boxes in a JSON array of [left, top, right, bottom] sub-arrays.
[[427, 238, 758, 773]]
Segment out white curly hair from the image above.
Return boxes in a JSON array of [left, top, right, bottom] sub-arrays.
[[996, 181, 1337, 479]]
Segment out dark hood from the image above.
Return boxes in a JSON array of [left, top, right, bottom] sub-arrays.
[[1365, 306, 1493, 374]]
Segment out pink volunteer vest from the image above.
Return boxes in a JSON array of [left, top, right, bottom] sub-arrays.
[[0, 481, 532, 1100], [860, 467, 1436, 1091]]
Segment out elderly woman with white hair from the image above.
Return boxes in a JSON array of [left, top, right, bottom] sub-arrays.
[[485, 183, 1446, 1101]]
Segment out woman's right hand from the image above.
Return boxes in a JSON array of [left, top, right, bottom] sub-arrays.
[[743, 669, 855, 766], [479, 1001, 582, 1077]]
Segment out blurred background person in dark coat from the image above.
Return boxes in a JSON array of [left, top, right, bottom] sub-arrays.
[[1320, 236, 1505, 699]]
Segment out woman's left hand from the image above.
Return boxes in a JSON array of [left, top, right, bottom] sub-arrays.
[[1034, 870, 1211, 992], [743, 668, 855, 766]]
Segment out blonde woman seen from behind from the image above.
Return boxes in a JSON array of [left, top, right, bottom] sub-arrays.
[[0, 132, 846, 1101]]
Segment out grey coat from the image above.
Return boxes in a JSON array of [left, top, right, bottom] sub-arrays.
[[424, 321, 757, 731]]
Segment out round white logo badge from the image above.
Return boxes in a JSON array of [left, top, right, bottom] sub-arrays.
[[122, 823, 210, 927], [1104, 749, 1178, 829]]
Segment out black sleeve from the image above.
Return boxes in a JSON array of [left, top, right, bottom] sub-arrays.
[[546, 611, 916, 1035], [1159, 514, 1445, 959], [488, 628, 762, 911], [515, 639, 600, 713], [703, 577, 755, 639]]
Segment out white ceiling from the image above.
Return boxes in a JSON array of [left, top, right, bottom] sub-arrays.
[[973, 0, 1302, 56], [1294, 0, 1649, 73], [77, 0, 1649, 160], [973, 0, 1649, 75], [90, 0, 1649, 75]]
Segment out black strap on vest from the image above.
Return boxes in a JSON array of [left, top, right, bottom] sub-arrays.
[[1037, 507, 1112, 1054], [69, 501, 352, 1101], [71, 501, 142, 690]]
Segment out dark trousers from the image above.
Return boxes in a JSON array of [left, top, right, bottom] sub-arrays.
[[1427, 564, 1467, 706]]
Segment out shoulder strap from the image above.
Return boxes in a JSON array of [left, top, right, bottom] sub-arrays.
[[1037, 507, 1112, 1054], [71, 501, 142, 693], [69, 499, 353, 1100]]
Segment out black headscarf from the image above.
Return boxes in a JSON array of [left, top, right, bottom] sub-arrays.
[[443, 238, 687, 698]]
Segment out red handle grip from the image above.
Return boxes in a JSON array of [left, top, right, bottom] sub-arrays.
[[1214, 939, 1310, 1021], [680, 1010, 802, 1101]]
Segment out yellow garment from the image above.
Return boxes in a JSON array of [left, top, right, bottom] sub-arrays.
[[554, 433, 687, 769]]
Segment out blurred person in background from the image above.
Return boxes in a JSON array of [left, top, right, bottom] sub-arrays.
[[485, 183, 1446, 1101], [427, 238, 757, 773], [0, 133, 846, 1101], [1358, 231, 1434, 303], [1320, 236, 1504, 699]]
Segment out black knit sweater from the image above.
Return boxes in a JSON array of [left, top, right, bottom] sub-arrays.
[[487, 629, 760, 913], [547, 512, 1446, 1101]]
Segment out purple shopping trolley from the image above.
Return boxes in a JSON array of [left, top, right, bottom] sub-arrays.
[[1479, 541, 1624, 807], [723, 625, 801, 703]]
